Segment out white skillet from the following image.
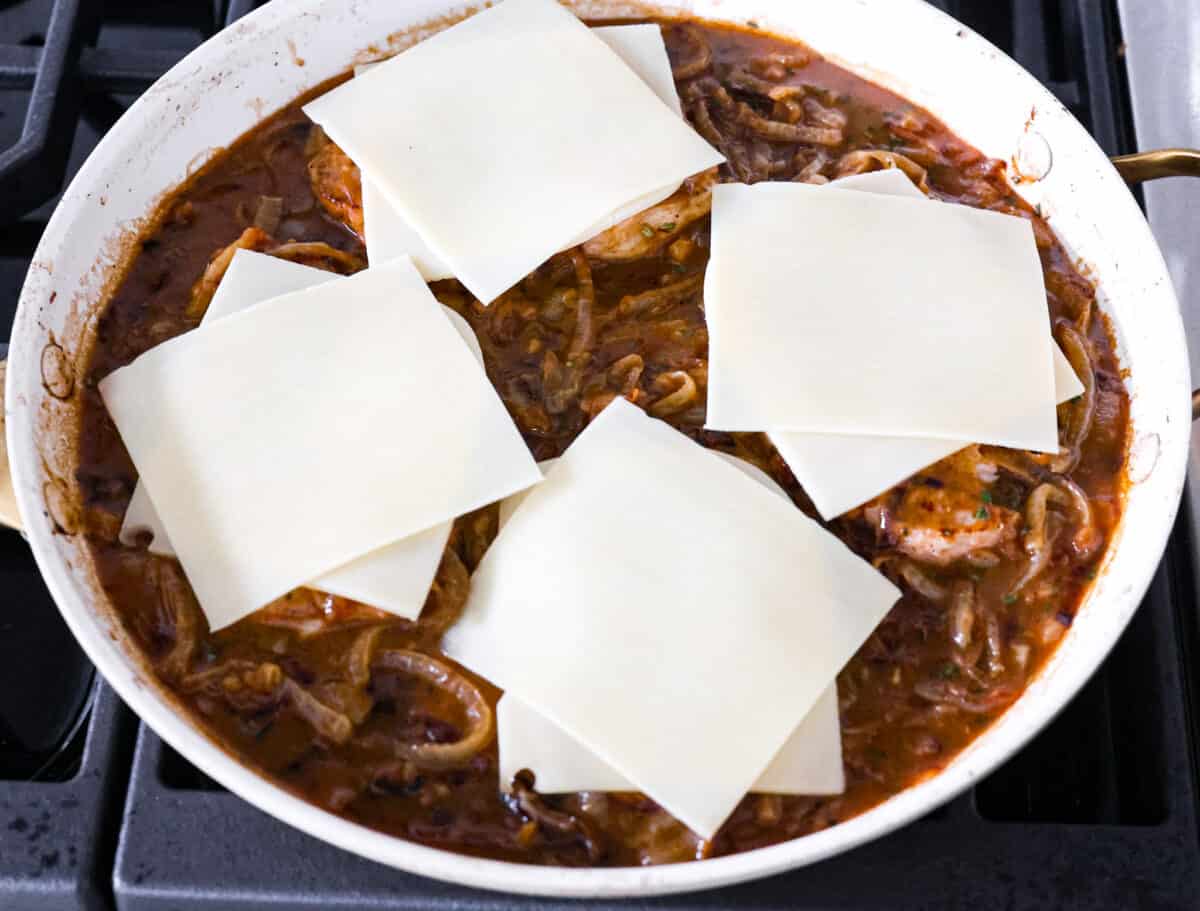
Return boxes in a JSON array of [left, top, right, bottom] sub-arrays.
[[5, 0, 1195, 897]]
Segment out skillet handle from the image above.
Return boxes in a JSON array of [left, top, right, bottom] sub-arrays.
[[1112, 148, 1200, 183], [0, 357, 21, 531], [1110, 149, 1200, 420]]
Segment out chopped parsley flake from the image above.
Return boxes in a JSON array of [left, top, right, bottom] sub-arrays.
[[975, 506, 989, 520], [1003, 593, 1018, 605], [640, 224, 655, 238]]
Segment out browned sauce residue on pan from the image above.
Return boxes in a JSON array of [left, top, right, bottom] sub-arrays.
[[74, 21, 1128, 866]]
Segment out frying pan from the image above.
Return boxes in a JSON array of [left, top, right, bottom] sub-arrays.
[[3, 0, 1195, 897]]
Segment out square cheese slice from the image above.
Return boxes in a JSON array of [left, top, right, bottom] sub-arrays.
[[119, 250, 495, 621], [764, 170, 1085, 518], [498, 686, 844, 796], [704, 180, 1058, 450], [443, 398, 897, 837], [305, 0, 722, 304], [494, 450, 844, 798], [359, 22, 684, 281], [101, 256, 541, 630]]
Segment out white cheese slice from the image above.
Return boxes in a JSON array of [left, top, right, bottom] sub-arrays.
[[498, 685, 844, 796], [704, 180, 1058, 450], [762, 171, 1084, 519], [495, 451, 844, 797], [443, 398, 897, 838], [117, 251, 489, 621], [101, 256, 540, 630], [357, 19, 688, 281], [305, 0, 722, 304]]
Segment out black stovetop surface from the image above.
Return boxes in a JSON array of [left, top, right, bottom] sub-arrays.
[[2, 2, 1197, 909]]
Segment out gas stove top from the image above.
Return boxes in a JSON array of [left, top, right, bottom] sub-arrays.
[[2, 2, 1197, 909]]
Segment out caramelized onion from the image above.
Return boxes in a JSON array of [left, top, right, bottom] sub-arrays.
[[346, 625, 384, 687], [986, 448, 1046, 486], [152, 558, 204, 682], [250, 588, 389, 638], [794, 151, 831, 184], [509, 773, 606, 862], [1011, 483, 1062, 594], [964, 549, 1001, 569], [455, 506, 499, 573], [1050, 322, 1096, 474], [1055, 476, 1102, 559], [608, 354, 644, 394], [735, 102, 843, 146], [649, 371, 698, 417], [416, 547, 471, 641], [803, 96, 849, 131], [622, 804, 710, 864], [914, 679, 1014, 714], [894, 559, 948, 602], [1015, 477, 1099, 596], [835, 149, 929, 193], [371, 649, 493, 768], [689, 96, 726, 151], [182, 660, 284, 714], [269, 241, 364, 274], [314, 681, 374, 726], [984, 607, 1005, 677], [541, 350, 581, 415], [567, 248, 595, 361], [669, 25, 712, 81], [181, 659, 259, 693], [949, 581, 975, 650], [726, 65, 803, 100], [282, 677, 354, 744], [617, 273, 703, 317], [583, 170, 716, 263]]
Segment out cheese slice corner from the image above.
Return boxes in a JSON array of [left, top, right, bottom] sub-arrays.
[[592, 23, 681, 117]]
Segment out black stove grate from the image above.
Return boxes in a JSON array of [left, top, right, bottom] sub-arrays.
[[1, 1, 1197, 909]]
